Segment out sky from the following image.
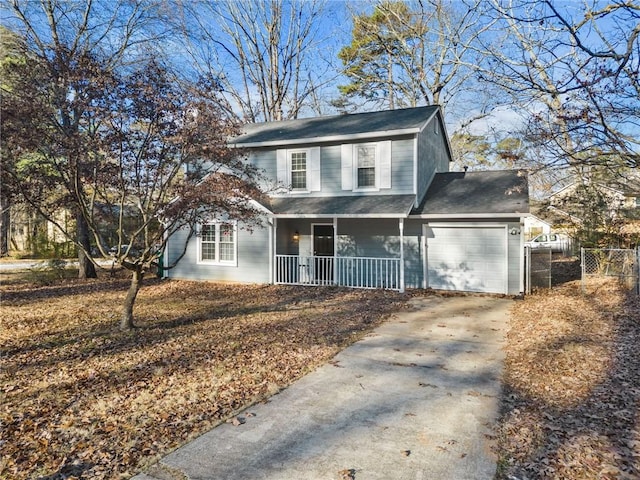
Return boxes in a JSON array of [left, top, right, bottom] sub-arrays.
[[2, 0, 635, 149]]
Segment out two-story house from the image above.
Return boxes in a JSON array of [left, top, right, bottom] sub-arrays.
[[166, 106, 529, 294]]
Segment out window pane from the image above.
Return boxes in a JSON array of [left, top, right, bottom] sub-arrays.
[[291, 171, 306, 189], [357, 146, 375, 167], [219, 243, 234, 261], [201, 242, 216, 260], [291, 152, 306, 170], [358, 167, 376, 187], [291, 152, 307, 189], [219, 224, 235, 262], [201, 224, 216, 242], [220, 224, 234, 242]]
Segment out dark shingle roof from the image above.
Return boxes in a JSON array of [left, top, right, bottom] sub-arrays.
[[412, 171, 529, 215], [232, 106, 439, 147], [268, 195, 416, 217]]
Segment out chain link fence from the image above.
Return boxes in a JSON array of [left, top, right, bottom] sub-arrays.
[[581, 248, 640, 294], [525, 246, 552, 294]]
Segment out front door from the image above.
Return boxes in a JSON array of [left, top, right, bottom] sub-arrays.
[[313, 224, 334, 284]]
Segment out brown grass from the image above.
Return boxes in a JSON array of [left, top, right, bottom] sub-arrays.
[[0, 271, 405, 479], [495, 278, 640, 479]]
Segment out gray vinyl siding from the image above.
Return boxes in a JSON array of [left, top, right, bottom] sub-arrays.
[[390, 138, 414, 194], [402, 220, 425, 289], [336, 219, 402, 258], [247, 137, 415, 197], [167, 223, 271, 284], [246, 149, 277, 191], [416, 116, 450, 203]]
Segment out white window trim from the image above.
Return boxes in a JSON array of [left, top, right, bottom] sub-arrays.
[[288, 148, 311, 193], [197, 221, 238, 266], [353, 143, 379, 192]]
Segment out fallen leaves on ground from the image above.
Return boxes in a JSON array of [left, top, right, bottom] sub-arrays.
[[0, 272, 405, 479], [495, 277, 640, 479]]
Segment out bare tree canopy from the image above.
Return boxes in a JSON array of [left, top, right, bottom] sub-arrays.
[[3, 0, 175, 277], [179, 0, 333, 122], [337, 0, 499, 125], [481, 0, 640, 172]]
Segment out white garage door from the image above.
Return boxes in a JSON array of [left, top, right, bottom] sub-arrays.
[[426, 225, 507, 294]]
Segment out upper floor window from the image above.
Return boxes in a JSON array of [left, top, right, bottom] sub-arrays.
[[199, 222, 237, 265], [341, 141, 391, 192], [276, 147, 320, 193], [290, 151, 307, 190], [356, 145, 376, 188]]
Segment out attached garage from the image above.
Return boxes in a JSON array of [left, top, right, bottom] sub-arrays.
[[424, 224, 508, 294]]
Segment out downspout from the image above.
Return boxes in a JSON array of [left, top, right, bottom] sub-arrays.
[[399, 218, 405, 292]]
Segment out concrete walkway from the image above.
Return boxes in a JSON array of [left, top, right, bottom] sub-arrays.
[[134, 295, 512, 480]]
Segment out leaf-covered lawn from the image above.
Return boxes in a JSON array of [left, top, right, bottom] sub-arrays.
[[495, 278, 640, 479], [0, 272, 405, 479]]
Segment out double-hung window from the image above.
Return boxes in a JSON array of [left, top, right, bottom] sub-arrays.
[[199, 222, 237, 265], [290, 151, 307, 190], [356, 144, 376, 189], [341, 141, 390, 192]]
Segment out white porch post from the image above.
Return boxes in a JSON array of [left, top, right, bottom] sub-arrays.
[[399, 218, 405, 292], [333, 217, 338, 285], [272, 218, 277, 285]]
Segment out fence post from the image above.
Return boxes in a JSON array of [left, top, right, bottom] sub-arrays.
[[581, 247, 585, 294], [637, 246, 640, 296], [525, 245, 530, 295]]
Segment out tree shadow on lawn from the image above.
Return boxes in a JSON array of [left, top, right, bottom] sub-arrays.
[[4, 284, 406, 391], [3, 287, 406, 479], [496, 283, 640, 478], [6, 289, 403, 371], [0, 272, 161, 305]]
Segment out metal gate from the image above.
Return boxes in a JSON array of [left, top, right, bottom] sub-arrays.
[[581, 248, 640, 294], [524, 246, 552, 294]]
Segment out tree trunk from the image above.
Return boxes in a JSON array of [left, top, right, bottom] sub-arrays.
[[121, 268, 144, 330], [0, 193, 10, 257], [76, 211, 97, 279]]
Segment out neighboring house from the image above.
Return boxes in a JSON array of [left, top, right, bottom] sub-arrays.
[[166, 106, 529, 294], [523, 214, 552, 240], [548, 181, 639, 222]]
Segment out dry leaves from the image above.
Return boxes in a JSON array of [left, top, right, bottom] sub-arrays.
[[0, 272, 404, 479], [495, 277, 640, 479]]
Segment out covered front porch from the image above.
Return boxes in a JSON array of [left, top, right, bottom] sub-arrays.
[[272, 217, 408, 292], [266, 195, 418, 293]]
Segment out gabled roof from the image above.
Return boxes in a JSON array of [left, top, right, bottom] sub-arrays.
[[231, 106, 440, 147], [267, 195, 416, 218], [412, 170, 529, 217]]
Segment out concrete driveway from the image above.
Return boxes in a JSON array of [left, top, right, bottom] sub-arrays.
[[134, 294, 512, 480]]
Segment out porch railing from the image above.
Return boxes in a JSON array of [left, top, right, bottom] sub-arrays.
[[275, 255, 401, 291]]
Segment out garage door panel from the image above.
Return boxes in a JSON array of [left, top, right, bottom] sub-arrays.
[[427, 226, 507, 294]]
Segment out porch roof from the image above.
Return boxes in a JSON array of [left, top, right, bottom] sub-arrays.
[[267, 194, 416, 218], [411, 170, 529, 217]]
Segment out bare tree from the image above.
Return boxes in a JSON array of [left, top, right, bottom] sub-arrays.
[[4, 0, 172, 277], [480, 1, 640, 173], [179, 0, 333, 122], [337, 0, 499, 127]]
